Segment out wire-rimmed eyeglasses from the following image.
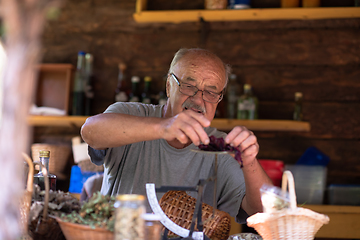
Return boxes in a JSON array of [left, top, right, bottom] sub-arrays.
[[170, 73, 224, 103]]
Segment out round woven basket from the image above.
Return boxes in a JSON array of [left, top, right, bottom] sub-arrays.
[[247, 171, 330, 240], [159, 190, 231, 240], [31, 143, 71, 179], [56, 218, 113, 240]]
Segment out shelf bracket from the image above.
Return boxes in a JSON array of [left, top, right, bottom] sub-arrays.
[[199, 17, 210, 48]]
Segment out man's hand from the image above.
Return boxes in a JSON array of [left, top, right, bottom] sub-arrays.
[[224, 126, 259, 166], [161, 110, 211, 147]]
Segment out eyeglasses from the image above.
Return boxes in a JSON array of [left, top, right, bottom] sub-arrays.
[[170, 73, 224, 103]]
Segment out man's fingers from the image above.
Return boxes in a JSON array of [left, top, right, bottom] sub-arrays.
[[163, 110, 210, 146]]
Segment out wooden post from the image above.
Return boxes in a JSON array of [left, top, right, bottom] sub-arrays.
[[0, 0, 61, 238]]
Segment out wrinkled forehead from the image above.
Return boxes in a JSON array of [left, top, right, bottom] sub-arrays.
[[173, 51, 227, 87]]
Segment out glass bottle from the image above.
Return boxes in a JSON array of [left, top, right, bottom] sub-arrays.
[[115, 63, 128, 102], [237, 84, 258, 120], [114, 194, 146, 240], [293, 92, 303, 121], [33, 150, 56, 191], [226, 74, 239, 119], [157, 74, 168, 105], [72, 51, 86, 115], [84, 53, 94, 116], [142, 76, 152, 104], [158, 91, 167, 105], [129, 76, 141, 102]]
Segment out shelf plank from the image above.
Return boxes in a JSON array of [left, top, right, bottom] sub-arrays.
[[28, 115, 310, 132], [211, 119, 311, 131], [305, 205, 360, 239], [133, 7, 360, 23], [28, 115, 88, 128]]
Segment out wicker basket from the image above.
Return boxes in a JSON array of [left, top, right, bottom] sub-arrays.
[[159, 190, 231, 240], [56, 218, 113, 240], [247, 170, 330, 240], [31, 143, 71, 179]]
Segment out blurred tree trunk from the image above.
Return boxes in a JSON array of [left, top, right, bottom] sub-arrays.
[[0, 0, 60, 238]]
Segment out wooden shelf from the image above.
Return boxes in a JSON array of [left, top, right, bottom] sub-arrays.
[[305, 205, 360, 239], [133, 0, 360, 23], [212, 119, 310, 131], [28, 115, 310, 132], [28, 115, 88, 128]]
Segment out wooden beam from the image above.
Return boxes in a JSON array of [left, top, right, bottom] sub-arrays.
[[133, 7, 360, 23], [211, 119, 311, 132]]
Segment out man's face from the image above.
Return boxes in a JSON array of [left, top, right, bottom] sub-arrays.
[[164, 52, 226, 122]]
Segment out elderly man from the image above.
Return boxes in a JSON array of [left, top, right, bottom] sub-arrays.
[[81, 48, 272, 223]]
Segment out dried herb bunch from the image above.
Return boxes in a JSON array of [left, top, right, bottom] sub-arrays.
[[61, 192, 116, 231], [28, 186, 81, 240], [198, 135, 243, 167]]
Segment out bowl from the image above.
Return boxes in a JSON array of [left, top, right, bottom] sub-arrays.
[[56, 217, 113, 240], [228, 233, 263, 240]]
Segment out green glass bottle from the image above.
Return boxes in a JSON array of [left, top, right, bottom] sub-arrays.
[[84, 53, 94, 116], [129, 76, 141, 102], [293, 92, 303, 121], [226, 74, 239, 119], [142, 76, 152, 104], [237, 84, 258, 120], [72, 51, 86, 115]]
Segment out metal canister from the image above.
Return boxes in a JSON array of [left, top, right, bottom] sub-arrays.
[[114, 194, 146, 240]]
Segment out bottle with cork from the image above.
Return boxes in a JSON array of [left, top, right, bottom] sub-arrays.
[[84, 53, 94, 116], [128, 76, 141, 102], [33, 150, 56, 191], [293, 92, 303, 121], [115, 62, 128, 102]]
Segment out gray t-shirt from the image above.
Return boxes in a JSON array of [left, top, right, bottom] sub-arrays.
[[89, 102, 248, 223]]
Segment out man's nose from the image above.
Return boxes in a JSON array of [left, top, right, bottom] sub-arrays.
[[191, 90, 204, 103]]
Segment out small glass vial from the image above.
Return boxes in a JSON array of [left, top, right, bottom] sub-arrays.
[[114, 194, 146, 240], [293, 92, 303, 121], [33, 150, 56, 191], [142, 213, 162, 240]]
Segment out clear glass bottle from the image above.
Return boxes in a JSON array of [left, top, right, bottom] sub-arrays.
[[129, 76, 141, 102], [115, 63, 128, 102], [226, 74, 239, 119], [114, 194, 146, 240], [293, 92, 303, 121], [237, 84, 258, 120], [33, 150, 56, 191], [72, 51, 86, 115], [142, 76, 152, 104], [84, 53, 94, 116]]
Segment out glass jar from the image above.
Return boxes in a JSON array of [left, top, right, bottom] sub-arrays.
[[114, 194, 146, 240], [142, 213, 162, 240]]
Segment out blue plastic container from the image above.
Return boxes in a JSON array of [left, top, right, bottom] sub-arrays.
[[68, 165, 101, 193], [296, 146, 330, 166]]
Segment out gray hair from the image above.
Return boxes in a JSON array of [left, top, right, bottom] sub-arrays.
[[168, 48, 231, 89]]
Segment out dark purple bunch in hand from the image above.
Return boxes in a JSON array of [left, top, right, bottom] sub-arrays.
[[198, 135, 243, 168]]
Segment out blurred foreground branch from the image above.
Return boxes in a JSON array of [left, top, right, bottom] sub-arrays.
[[0, 0, 61, 238]]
